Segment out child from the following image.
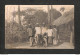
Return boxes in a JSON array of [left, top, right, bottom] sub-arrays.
[[43, 33, 48, 47]]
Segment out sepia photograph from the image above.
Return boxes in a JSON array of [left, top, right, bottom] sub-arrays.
[[5, 5, 74, 49]]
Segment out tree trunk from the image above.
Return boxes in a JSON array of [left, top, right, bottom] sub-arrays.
[[47, 5, 50, 26], [18, 5, 21, 25]]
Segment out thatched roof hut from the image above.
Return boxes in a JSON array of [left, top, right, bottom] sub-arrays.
[[53, 8, 74, 26]]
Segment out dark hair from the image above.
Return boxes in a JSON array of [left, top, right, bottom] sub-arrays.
[[48, 25, 52, 29], [53, 25, 56, 28], [28, 25, 32, 28]]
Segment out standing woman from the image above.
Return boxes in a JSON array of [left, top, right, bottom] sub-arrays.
[[35, 23, 42, 46], [53, 25, 58, 45], [42, 23, 47, 47], [46, 26, 53, 46], [27, 24, 33, 47]]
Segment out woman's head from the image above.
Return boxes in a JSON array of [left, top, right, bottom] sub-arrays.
[[53, 25, 56, 28]]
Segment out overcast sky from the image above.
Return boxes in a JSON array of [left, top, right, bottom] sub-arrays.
[[5, 5, 74, 22], [5, 5, 74, 11]]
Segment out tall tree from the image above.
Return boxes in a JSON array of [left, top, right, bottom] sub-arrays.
[[18, 5, 21, 25], [23, 9, 48, 27]]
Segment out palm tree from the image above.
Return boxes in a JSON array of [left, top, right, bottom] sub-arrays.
[[60, 7, 65, 12]]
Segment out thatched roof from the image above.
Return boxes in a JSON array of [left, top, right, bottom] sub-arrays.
[[53, 8, 74, 26]]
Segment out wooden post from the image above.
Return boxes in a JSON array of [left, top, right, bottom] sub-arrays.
[[70, 24, 73, 45], [70, 31, 73, 44]]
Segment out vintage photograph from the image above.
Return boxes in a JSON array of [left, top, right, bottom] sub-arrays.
[[5, 5, 74, 49]]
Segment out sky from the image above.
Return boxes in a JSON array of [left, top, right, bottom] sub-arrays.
[[5, 5, 74, 22]]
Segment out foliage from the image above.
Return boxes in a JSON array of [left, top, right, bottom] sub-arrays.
[[5, 21, 28, 44], [23, 9, 48, 27], [23, 8, 62, 27], [12, 8, 62, 26]]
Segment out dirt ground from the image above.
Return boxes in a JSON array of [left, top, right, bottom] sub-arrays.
[[5, 42, 74, 49]]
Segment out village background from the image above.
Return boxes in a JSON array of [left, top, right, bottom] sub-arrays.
[[5, 5, 74, 49]]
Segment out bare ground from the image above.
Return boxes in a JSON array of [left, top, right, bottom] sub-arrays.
[[5, 42, 74, 49]]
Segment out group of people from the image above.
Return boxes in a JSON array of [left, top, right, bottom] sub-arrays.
[[27, 23, 58, 47]]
